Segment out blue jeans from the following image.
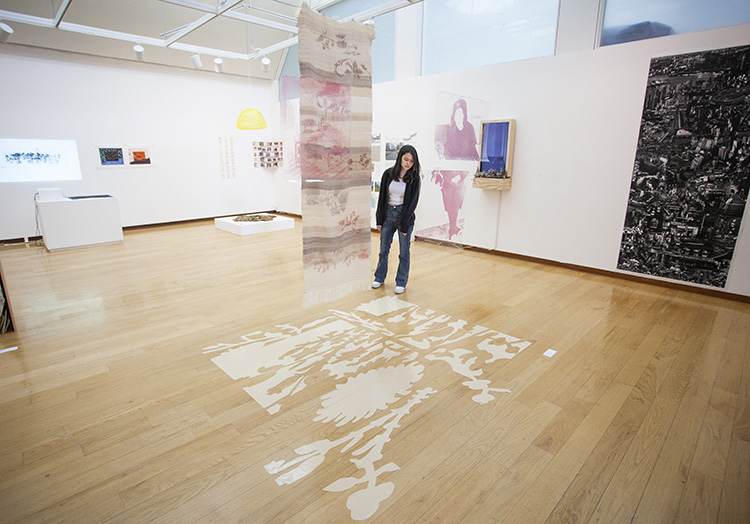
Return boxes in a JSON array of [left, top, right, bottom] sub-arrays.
[[374, 205, 412, 287]]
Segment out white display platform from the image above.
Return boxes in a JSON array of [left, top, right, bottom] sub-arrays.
[[36, 195, 123, 252], [215, 215, 295, 236]]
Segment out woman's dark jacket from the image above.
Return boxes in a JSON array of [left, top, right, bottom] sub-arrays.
[[375, 168, 421, 234]]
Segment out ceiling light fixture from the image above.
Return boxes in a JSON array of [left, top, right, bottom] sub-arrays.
[[133, 44, 145, 62], [261, 56, 271, 73], [190, 54, 203, 69], [214, 57, 224, 73], [0, 22, 14, 43]]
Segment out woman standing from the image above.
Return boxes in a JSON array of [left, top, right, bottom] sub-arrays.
[[372, 144, 421, 294]]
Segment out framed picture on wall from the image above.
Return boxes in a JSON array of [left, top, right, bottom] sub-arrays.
[[96, 146, 125, 168], [253, 141, 284, 168], [474, 119, 516, 190], [127, 146, 153, 166]]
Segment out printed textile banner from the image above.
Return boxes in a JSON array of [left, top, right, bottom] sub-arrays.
[[298, 4, 375, 307]]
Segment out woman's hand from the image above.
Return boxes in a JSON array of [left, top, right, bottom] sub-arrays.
[[377, 225, 382, 231]]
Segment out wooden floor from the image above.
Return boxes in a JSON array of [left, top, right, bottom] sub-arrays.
[[0, 218, 748, 524]]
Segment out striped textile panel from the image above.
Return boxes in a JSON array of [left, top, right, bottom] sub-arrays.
[[298, 4, 375, 307]]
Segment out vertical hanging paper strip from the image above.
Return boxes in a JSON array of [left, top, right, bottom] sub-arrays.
[[298, 5, 375, 307]]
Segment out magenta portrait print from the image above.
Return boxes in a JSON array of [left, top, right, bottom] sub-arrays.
[[617, 45, 750, 288], [422, 169, 470, 241], [433, 92, 488, 161]]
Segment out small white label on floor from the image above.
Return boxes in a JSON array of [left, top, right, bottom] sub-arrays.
[[543, 349, 557, 358], [0, 346, 19, 354]]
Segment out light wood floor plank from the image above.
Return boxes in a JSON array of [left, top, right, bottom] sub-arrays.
[[629, 308, 736, 524], [718, 438, 750, 524], [543, 304, 705, 524], [498, 380, 634, 524], [585, 306, 718, 524]]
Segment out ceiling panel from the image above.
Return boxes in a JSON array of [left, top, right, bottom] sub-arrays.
[[0, 0, 57, 18], [62, 0, 194, 37], [0, 0, 305, 79], [180, 12, 281, 55]]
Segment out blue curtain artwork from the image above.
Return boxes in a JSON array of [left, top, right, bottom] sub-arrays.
[[480, 121, 509, 174]]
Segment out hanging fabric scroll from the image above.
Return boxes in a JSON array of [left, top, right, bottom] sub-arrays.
[[298, 4, 375, 307]]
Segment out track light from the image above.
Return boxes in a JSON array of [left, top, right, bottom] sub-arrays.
[[133, 44, 145, 62], [0, 22, 13, 44], [261, 56, 271, 73], [190, 54, 203, 68], [214, 57, 223, 73]]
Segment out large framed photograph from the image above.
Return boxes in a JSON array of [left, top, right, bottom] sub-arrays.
[[474, 119, 516, 190]]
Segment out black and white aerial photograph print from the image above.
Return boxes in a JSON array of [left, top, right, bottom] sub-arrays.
[[618, 44, 750, 288]]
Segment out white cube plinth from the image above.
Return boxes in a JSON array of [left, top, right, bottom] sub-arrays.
[[215, 215, 295, 236]]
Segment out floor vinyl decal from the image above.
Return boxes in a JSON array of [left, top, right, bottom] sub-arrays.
[[203, 297, 531, 520]]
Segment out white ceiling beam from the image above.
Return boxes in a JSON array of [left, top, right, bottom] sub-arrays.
[[53, 0, 74, 28], [169, 41, 250, 60], [217, 0, 246, 15], [248, 36, 298, 59], [162, 0, 299, 34], [57, 21, 168, 47], [163, 0, 244, 46], [165, 13, 216, 45], [0, 10, 56, 28]]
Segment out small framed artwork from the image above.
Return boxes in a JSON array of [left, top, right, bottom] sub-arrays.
[[253, 141, 284, 168], [385, 142, 402, 161], [127, 146, 153, 166], [97, 146, 124, 168], [474, 119, 516, 190]]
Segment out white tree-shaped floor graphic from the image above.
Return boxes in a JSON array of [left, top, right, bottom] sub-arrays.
[[203, 296, 531, 520]]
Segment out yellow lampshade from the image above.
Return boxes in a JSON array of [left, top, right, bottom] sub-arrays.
[[237, 108, 267, 130]]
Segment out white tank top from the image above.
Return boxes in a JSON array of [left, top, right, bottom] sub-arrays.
[[388, 178, 406, 205]]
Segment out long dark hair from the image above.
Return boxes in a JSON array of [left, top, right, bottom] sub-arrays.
[[390, 144, 420, 183]]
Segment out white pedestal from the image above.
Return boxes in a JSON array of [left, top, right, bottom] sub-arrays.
[[36, 196, 124, 252], [214, 215, 295, 236]]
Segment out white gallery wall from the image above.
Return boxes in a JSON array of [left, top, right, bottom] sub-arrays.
[[0, 46, 278, 240], [359, 23, 750, 298]]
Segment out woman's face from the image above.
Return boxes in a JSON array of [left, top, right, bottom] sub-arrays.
[[400, 152, 414, 173], [453, 107, 465, 129]]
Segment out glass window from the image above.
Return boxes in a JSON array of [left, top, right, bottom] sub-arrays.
[[422, 0, 559, 76], [279, 42, 300, 82], [601, 0, 750, 46]]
